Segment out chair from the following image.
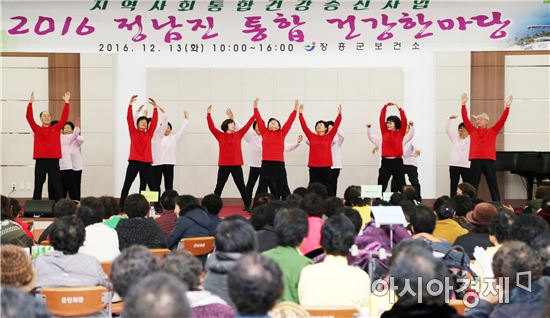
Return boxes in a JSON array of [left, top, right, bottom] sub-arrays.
[[149, 248, 171, 259], [101, 261, 111, 276], [179, 236, 215, 256], [37, 286, 111, 317], [111, 301, 124, 315], [39, 240, 50, 246], [449, 300, 466, 315], [303, 306, 358, 318]]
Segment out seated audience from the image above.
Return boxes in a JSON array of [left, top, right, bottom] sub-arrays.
[[284, 193, 303, 208], [166, 195, 209, 249], [532, 232, 550, 276], [100, 196, 127, 229], [116, 194, 166, 250], [382, 241, 461, 318], [110, 245, 157, 299], [455, 203, 497, 259], [9, 198, 34, 240], [525, 185, 550, 213], [203, 216, 257, 306], [160, 251, 233, 318], [343, 185, 371, 229], [263, 208, 312, 303], [252, 192, 274, 209], [452, 194, 475, 230], [201, 193, 223, 236], [38, 198, 77, 243], [538, 198, 550, 226], [299, 214, 370, 309], [1, 196, 33, 248], [155, 190, 179, 235], [293, 187, 307, 197], [433, 196, 468, 244], [457, 182, 477, 200], [228, 253, 283, 318], [124, 273, 191, 318], [324, 196, 345, 218], [465, 241, 550, 318], [299, 193, 325, 255], [34, 216, 109, 290], [1, 286, 52, 318], [508, 213, 550, 246], [77, 197, 120, 261], [257, 200, 289, 253], [1, 245, 36, 292], [306, 182, 329, 199]]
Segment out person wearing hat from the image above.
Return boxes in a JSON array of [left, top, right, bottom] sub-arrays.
[[1, 245, 36, 292], [454, 202, 498, 259]]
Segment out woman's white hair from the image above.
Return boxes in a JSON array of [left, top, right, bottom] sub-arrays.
[[477, 112, 490, 121]]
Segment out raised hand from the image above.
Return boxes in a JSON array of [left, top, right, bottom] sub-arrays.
[[253, 98, 259, 109], [184, 111, 189, 119], [137, 104, 145, 113], [394, 103, 401, 109], [129, 95, 138, 105], [75, 118, 81, 127], [372, 146, 379, 154], [297, 135, 303, 143], [366, 123, 372, 128], [505, 95, 513, 108], [158, 105, 165, 113], [449, 115, 457, 120], [408, 121, 414, 126], [30, 92, 35, 104], [294, 99, 300, 111], [415, 150, 421, 157], [337, 104, 342, 114], [226, 108, 234, 119], [148, 98, 158, 108], [461, 93, 468, 105], [299, 104, 304, 113], [62, 91, 71, 103], [207, 105, 212, 114]]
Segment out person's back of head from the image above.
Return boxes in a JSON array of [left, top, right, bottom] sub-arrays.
[[215, 217, 257, 253], [228, 253, 283, 316], [250, 204, 267, 231], [372, 198, 390, 206], [1, 286, 52, 318], [457, 182, 476, 199], [389, 192, 405, 206], [489, 210, 516, 244], [201, 193, 222, 215], [324, 197, 344, 218], [124, 194, 149, 218], [400, 200, 416, 223], [409, 205, 436, 235], [253, 192, 274, 209], [99, 196, 119, 219], [50, 216, 85, 255], [339, 206, 362, 235], [389, 244, 449, 307], [292, 187, 307, 197], [535, 185, 550, 200], [390, 239, 432, 267], [110, 245, 157, 299], [1, 245, 35, 292], [508, 214, 550, 246], [160, 250, 202, 290], [78, 197, 105, 227], [284, 193, 303, 208], [321, 214, 356, 257], [160, 190, 179, 211], [492, 241, 542, 289], [1, 195, 11, 221], [306, 182, 328, 199], [343, 185, 362, 207], [52, 198, 77, 219], [532, 232, 550, 276], [433, 196, 455, 220], [9, 198, 21, 219], [273, 208, 308, 248], [402, 185, 418, 202], [262, 200, 290, 229], [174, 195, 199, 217], [452, 194, 474, 217], [124, 272, 190, 318], [300, 193, 325, 218]]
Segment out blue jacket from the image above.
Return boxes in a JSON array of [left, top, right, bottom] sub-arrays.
[[166, 205, 210, 249]]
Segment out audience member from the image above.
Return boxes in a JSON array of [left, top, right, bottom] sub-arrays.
[[155, 190, 179, 235], [532, 232, 550, 276], [77, 197, 120, 261], [264, 208, 312, 303], [538, 198, 550, 226], [252, 192, 274, 209], [9, 198, 34, 240], [284, 193, 303, 208], [110, 245, 157, 299], [1, 286, 52, 318], [455, 202, 497, 259], [100, 196, 126, 229], [299, 193, 325, 255], [433, 196, 468, 244], [343, 185, 371, 228], [306, 182, 328, 199], [37, 198, 77, 243], [1, 196, 33, 248], [292, 187, 307, 197], [508, 213, 550, 246], [1, 245, 36, 291], [166, 195, 210, 249], [257, 200, 289, 252], [452, 194, 475, 230], [457, 182, 476, 200], [202, 193, 223, 236], [324, 196, 344, 218]]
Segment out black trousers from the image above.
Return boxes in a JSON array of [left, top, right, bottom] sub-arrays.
[[404, 165, 421, 200], [73, 170, 82, 201], [470, 159, 500, 202], [34, 158, 62, 201], [309, 166, 333, 196], [214, 165, 250, 208], [257, 161, 290, 200], [449, 166, 472, 197], [330, 168, 341, 197], [245, 167, 262, 207], [120, 160, 159, 208], [153, 164, 175, 191], [378, 157, 406, 193]]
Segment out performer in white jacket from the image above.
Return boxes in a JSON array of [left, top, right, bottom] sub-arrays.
[[447, 115, 471, 196]]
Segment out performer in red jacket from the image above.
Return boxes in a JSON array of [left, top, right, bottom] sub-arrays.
[[26, 91, 71, 201], [207, 105, 255, 209], [119, 95, 160, 208], [299, 103, 342, 196], [254, 98, 298, 200], [378, 102, 408, 192], [461, 93, 512, 202]]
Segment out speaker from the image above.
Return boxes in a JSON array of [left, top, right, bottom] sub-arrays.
[[23, 200, 55, 217]]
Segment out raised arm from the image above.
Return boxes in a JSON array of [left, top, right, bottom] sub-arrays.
[[68, 126, 81, 143], [460, 93, 475, 132], [55, 92, 71, 129], [366, 124, 381, 148], [25, 92, 39, 133], [332, 128, 345, 146], [402, 122, 415, 144], [491, 96, 512, 133], [397, 105, 407, 137], [133, 104, 144, 123], [327, 105, 343, 140], [174, 112, 190, 142], [285, 135, 302, 152], [146, 98, 159, 136], [236, 115, 255, 138], [206, 105, 223, 139], [281, 100, 299, 136], [379, 103, 389, 132], [446, 116, 459, 143], [253, 98, 267, 135], [298, 105, 314, 140], [127, 95, 138, 132]]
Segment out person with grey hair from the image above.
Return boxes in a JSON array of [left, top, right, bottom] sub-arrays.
[[465, 241, 550, 318], [460, 93, 512, 202], [382, 242, 462, 318]]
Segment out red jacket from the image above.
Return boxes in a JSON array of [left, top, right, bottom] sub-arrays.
[[127, 105, 158, 162], [379, 105, 407, 158], [207, 114, 254, 166], [26, 103, 69, 159], [254, 108, 297, 162], [461, 105, 509, 160], [300, 113, 342, 167]]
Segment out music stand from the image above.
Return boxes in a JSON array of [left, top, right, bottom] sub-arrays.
[[370, 206, 408, 250]]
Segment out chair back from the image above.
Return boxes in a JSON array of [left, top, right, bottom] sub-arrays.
[[180, 236, 215, 256], [149, 248, 171, 258], [303, 306, 358, 318], [101, 261, 112, 276], [37, 286, 111, 317], [39, 240, 51, 246]]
